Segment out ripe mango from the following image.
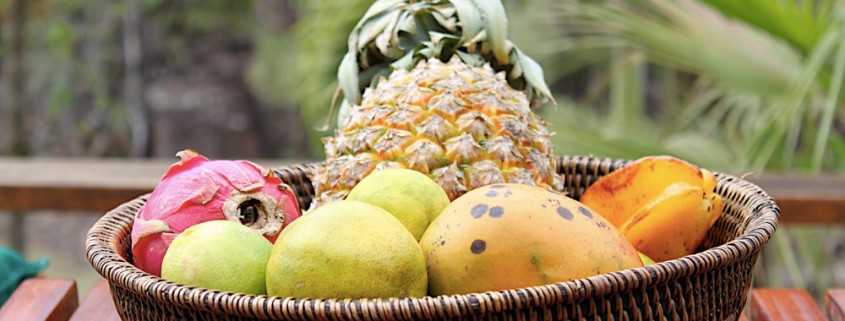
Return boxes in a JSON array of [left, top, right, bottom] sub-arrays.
[[580, 156, 723, 262], [420, 184, 643, 296]]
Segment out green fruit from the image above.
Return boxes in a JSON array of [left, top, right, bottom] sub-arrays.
[[347, 168, 450, 240], [266, 200, 427, 299], [639, 252, 657, 266], [161, 220, 272, 295]]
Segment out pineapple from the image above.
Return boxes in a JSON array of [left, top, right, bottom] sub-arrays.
[[312, 0, 561, 207]]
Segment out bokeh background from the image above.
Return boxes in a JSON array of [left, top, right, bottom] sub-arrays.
[[1, 0, 844, 303]]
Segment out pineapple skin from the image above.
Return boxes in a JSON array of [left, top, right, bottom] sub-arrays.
[[312, 58, 562, 208]]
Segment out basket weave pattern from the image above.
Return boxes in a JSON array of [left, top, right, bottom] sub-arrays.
[[85, 156, 779, 321]]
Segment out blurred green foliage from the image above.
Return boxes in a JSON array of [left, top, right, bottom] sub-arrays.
[[8, 0, 843, 168], [2, 0, 259, 156], [526, 0, 845, 175], [248, 0, 372, 157]]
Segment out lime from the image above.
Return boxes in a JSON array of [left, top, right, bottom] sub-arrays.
[[161, 220, 272, 295], [347, 168, 450, 240]]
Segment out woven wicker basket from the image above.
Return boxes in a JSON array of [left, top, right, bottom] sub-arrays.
[[85, 156, 779, 321]]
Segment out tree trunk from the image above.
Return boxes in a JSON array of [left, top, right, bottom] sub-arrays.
[[7, 0, 28, 157], [123, 0, 149, 157], [5, 0, 27, 253]]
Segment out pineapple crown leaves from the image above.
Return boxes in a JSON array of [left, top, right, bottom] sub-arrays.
[[331, 0, 556, 127]]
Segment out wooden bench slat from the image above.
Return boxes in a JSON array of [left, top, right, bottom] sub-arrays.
[[0, 158, 841, 225], [744, 175, 845, 225], [0, 279, 78, 321], [0, 158, 294, 212], [69, 279, 121, 321], [751, 289, 829, 321]]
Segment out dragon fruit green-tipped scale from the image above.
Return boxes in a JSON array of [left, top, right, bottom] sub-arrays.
[[131, 149, 301, 277]]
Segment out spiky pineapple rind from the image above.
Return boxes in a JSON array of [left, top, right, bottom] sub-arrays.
[[314, 57, 562, 209]]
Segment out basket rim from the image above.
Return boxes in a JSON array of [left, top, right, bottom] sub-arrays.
[[84, 157, 780, 319]]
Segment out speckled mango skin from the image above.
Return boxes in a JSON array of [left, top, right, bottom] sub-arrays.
[[420, 183, 644, 296]]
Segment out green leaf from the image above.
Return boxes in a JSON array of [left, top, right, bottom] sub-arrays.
[[455, 50, 484, 67], [812, 33, 845, 173], [357, 10, 401, 53], [431, 7, 458, 32], [586, 0, 801, 95], [450, 0, 482, 46], [337, 100, 352, 129], [355, 0, 405, 30], [429, 31, 460, 46], [473, 0, 508, 64], [608, 49, 645, 130], [514, 48, 555, 104], [700, 0, 832, 52], [398, 10, 421, 34], [338, 52, 361, 105], [350, 0, 405, 51], [375, 10, 404, 56], [391, 50, 417, 70], [748, 27, 840, 170]]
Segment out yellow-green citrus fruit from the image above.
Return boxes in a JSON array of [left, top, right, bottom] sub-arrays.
[[347, 168, 450, 240], [266, 200, 427, 299], [161, 220, 272, 295], [420, 184, 644, 295]]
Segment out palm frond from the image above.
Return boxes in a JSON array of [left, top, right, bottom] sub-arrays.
[[544, 0, 845, 173], [700, 0, 834, 52], [813, 24, 845, 172], [553, 0, 804, 96]]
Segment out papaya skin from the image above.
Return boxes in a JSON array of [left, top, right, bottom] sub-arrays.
[[420, 184, 643, 296], [580, 156, 723, 262]]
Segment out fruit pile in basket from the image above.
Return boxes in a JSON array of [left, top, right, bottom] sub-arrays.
[[130, 0, 723, 299]]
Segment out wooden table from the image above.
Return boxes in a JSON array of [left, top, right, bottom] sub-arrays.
[[1, 278, 843, 321], [0, 157, 296, 213], [1, 157, 844, 224]]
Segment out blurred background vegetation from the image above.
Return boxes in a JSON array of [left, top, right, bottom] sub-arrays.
[[1, 0, 844, 302]]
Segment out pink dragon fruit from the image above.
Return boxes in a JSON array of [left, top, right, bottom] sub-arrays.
[[131, 149, 301, 277]]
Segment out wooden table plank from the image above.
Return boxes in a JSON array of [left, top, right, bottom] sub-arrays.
[[0, 157, 843, 225], [751, 289, 829, 321], [0, 158, 169, 212], [0, 157, 295, 212], [746, 174, 845, 225], [69, 279, 121, 321], [826, 289, 845, 321], [0, 279, 78, 321]]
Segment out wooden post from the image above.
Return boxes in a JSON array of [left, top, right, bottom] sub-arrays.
[[5, 0, 29, 253], [123, 0, 148, 157]]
